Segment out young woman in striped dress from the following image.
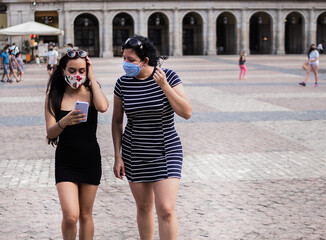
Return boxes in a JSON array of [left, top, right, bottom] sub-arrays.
[[112, 35, 192, 240]]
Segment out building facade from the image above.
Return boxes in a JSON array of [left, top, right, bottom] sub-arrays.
[[0, 0, 326, 57]]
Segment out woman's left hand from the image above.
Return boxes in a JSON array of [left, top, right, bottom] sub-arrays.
[[86, 56, 95, 82], [153, 66, 167, 89]]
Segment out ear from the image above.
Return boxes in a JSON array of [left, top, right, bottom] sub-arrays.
[[143, 57, 149, 66]]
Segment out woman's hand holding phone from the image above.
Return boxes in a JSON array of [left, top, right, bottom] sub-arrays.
[[59, 110, 86, 128]]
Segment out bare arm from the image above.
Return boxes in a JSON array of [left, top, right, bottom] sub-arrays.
[[86, 56, 109, 113], [153, 67, 192, 119], [111, 96, 125, 179], [44, 95, 87, 139]]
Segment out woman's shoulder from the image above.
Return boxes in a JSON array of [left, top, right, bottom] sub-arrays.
[[162, 68, 177, 77]]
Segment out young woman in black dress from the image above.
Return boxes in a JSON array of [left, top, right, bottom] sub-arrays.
[[112, 35, 192, 239], [45, 50, 108, 239]]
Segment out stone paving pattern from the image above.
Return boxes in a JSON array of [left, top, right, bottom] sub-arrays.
[[0, 55, 326, 239]]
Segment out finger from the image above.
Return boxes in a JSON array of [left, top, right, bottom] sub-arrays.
[[113, 167, 120, 178], [116, 169, 122, 179], [86, 56, 92, 65], [156, 66, 164, 74], [122, 166, 126, 176]]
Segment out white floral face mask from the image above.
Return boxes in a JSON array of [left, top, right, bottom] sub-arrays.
[[64, 74, 87, 89]]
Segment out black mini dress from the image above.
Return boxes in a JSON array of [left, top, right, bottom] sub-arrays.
[[55, 105, 101, 185]]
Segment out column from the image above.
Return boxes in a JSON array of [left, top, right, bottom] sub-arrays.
[[173, 8, 182, 56], [276, 9, 285, 55], [58, 10, 64, 47], [207, 9, 216, 55], [64, 10, 72, 45], [138, 9, 147, 37], [309, 9, 316, 47], [102, 10, 113, 58], [240, 9, 249, 53]]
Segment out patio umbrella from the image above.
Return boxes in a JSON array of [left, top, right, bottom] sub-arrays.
[[0, 21, 64, 36]]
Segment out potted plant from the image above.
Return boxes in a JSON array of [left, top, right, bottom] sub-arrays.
[[22, 40, 31, 62]]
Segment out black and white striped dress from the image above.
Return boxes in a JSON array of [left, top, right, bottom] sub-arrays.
[[114, 68, 183, 182]]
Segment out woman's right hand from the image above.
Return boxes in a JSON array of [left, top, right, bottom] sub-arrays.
[[113, 157, 125, 180], [59, 109, 86, 127]]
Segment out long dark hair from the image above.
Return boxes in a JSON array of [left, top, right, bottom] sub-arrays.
[[308, 44, 316, 59], [122, 35, 168, 66], [46, 53, 91, 146]]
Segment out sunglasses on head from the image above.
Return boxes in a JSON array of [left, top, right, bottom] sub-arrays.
[[123, 38, 143, 50], [66, 50, 88, 58]]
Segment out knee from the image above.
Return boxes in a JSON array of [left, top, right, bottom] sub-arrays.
[[137, 202, 154, 215], [79, 210, 93, 223], [157, 205, 175, 222], [62, 214, 79, 227]]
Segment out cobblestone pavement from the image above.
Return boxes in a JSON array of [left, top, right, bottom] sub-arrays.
[[1, 55, 326, 240]]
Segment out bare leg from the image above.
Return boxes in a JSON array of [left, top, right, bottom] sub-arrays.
[[78, 183, 98, 240], [12, 70, 18, 81], [303, 65, 311, 83], [311, 65, 318, 84], [56, 182, 80, 240], [154, 178, 180, 240], [129, 182, 155, 240]]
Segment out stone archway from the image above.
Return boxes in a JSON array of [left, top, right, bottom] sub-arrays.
[[216, 12, 236, 55], [182, 12, 203, 55], [74, 13, 99, 57], [285, 12, 304, 54], [148, 12, 169, 56], [112, 13, 134, 57], [317, 12, 326, 50], [250, 12, 272, 54]]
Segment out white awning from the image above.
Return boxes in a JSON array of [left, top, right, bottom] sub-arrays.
[[0, 21, 64, 36]]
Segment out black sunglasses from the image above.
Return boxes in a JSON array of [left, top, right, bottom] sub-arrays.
[[123, 38, 143, 50], [66, 50, 88, 58]]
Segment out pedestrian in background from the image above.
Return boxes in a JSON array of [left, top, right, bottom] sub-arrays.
[[239, 51, 247, 80], [10, 42, 20, 55], [317, 41, 324, 53], [16, 52, 24, 81], [67, 43, 74, 52], [112, 35, 192, 240], [0, 46, 10, 83], [46, 45, 58, 76], [9, 48, 20, 82], [44, 50, 108, 239], [299, 44, 319, 87]]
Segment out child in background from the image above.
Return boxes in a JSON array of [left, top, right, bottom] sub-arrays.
[[35, 55, 41, 66], [239, 51, 247, 80], [16, 52, 24, 81]]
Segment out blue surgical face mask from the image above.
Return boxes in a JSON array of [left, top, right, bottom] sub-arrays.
[[123, 61, 143, 77]]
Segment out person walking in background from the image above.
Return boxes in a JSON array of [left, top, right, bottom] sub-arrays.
[[239, 51, 247, 80], [0, 46, 11, 83], [46, 45, 58, 76], [35, 55, 41, 66], [67, 43, 74, 52], [10, 42, 20, 55], [44, 50, 108, 239], [112, 35, 192, 240], [317, 41, 324, 54], [16, 52, 24, 81], [299, 44, 319, 87], [9, 48, 20, 82]]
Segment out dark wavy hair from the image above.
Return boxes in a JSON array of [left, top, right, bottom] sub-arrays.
[[45, 52, 91, 146], [121, 35, 168, 66]]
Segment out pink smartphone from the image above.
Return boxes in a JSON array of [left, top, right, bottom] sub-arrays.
[[75, 101, 89, 122]]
